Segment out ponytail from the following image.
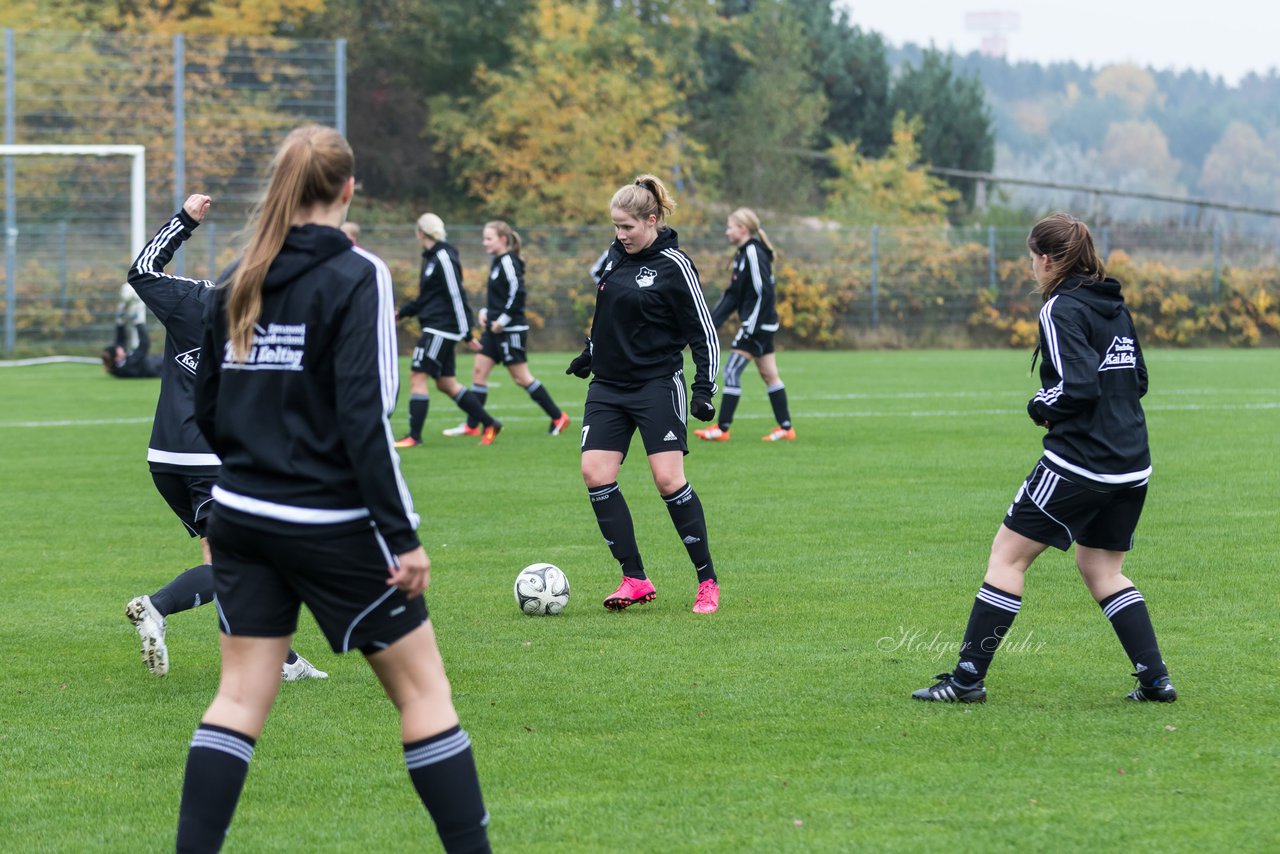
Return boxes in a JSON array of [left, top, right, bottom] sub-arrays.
[[228, 125, 354, 361], [1026, 212, 1106, 300], [610, 173, 676, 224], [484, 220, 522, 257], [729, 207, 775, 254]]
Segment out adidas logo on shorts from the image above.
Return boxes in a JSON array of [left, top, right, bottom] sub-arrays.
[[663, 431, 678, 441]]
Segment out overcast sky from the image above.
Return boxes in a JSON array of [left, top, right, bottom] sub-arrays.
[[839, 0, 1277, 85]]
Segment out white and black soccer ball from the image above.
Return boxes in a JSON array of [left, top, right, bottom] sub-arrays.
[[513, 563, 570, 616]]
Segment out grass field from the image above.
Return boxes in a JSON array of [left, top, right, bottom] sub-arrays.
[[1, 349, 1278, 853]]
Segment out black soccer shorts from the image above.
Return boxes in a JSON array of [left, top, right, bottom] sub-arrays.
[[479, 329, 528, 365], [207, 506, 428, 654], [581, 372, 689, 459], [1002, 460, 1147, 552], [730, 327, 776, 357], [152, 472, 215, 538], [410, 331, 458, 378]]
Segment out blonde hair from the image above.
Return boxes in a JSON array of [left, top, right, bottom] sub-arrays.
[[228, 125, 353, 361], [1026, 212, 1106, 300], [610, 174, 676, 224], [729, 207, 775, 254], [484, 220, 521, 256], [416, 213, 446, 242]]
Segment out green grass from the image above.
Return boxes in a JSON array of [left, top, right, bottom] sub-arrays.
[[1, 349, 1278, 852]]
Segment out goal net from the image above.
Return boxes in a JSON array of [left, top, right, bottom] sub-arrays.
[[0, 144, 146, 354]]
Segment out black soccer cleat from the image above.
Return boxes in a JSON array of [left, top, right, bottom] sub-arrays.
[[912, 672, 987, 703], [1124, 674, 1177, 703]]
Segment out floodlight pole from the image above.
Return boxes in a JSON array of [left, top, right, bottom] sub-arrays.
[[4, 29, 15, 353]]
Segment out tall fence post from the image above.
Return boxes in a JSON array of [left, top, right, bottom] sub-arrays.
[[987, 224, 997, 291], [173, 33, 186, 277], [870, 225, 880, 330], [206, 221, 217, 279], [1212, 224, 1222, 303], [4, 28, 16, 353], [334, 38, 346, 136], [57, 220, 68, 309]]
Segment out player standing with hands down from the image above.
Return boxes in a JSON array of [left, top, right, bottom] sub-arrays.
[[565, 174, 723, 614], [179, 126, 490, 853], [913, 212, 1176, 705], [393, 213, 500, 448], [696, 207, 795, 443]]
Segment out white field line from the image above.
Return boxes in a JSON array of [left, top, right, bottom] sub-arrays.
[[2, 400, 1276, 429]]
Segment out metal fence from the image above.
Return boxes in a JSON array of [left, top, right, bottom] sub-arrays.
[[2, 30, 1278, 354], [1, 28, 344, 353]]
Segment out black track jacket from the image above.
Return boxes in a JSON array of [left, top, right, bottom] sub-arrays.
[[579, 228, 719, 397], [195, 226, 420, 554], [396, 241, 474, 340], [710, 237, 779, 335], [1029, 275, 1151, 488], [484, 251, 528, 331], [127, 208, 220, 475]]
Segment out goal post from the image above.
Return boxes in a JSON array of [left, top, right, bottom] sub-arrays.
[[1, 144, 146, 353]]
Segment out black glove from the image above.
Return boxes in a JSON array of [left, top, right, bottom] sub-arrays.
[[566, 352, 592, 378], [691, 394, 715, 422]]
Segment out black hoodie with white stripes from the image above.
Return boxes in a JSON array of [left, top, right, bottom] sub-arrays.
[[581, 228, 719, 398], [195, 225, 420, 554], [484, 251, 528, 331], [1029, 275, 1151, 489], [710, 237, 779, 335], [397, 241, 474, 340], [127, 208, 221, 475]]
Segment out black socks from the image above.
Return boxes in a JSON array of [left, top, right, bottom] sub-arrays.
[[408, 394, 430, 440], [955, 583, 1022, 684], [587, 482, 644, 578], [150, 564, 215, 617], [176, 723, 255, 853], [1100, 587, 1168, 684], [766, 383, 791, 429], [404, 726, 492, 854], [663, 483, 715, 583]]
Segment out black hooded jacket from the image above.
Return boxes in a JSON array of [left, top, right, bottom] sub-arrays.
[[1029, 275, 1151, 488], [579, 227, 719, 397], [396, 241, 474, 340], [127, 208, 221, 474], [710, 237, 779, 335], [195, 225, 420, 554]]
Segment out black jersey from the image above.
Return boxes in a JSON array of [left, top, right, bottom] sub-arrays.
[[107, 322, 164, 378], [397, 241, 474, 341], [484, 251, 528, 331], [1028, 276, 1151, 488], [580, 228, 719, 398], [127, 209, 220, 475], [710, 238, 779, 335], [195, 225, 420, 554]]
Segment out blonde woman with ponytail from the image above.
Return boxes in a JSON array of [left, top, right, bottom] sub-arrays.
[[697, 207, 795, 443], [912, 212, 1175, 707], [565, 174, 723, 615], [184, 125, 491, 853]]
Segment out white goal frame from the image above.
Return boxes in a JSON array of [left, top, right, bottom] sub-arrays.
[[1, 144, 146, 352]]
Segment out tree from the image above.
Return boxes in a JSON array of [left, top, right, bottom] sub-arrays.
[[2, 0, 325, 35], [823, 114, 958, 226], [1199, 121, 1280, 209], [1091, 64, 1159, 113], [433, 0, 701, 224], [691, 1, 828, 210], [890, 49, 995, 209]]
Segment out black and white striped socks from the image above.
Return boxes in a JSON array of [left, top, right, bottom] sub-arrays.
[[955, 583, 1022, 684], [404, 726, 491, 854], [1099, 586, 1167, 683]]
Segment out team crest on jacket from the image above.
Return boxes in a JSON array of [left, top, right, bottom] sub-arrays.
[[175, 347, 201, 376], [1099, 336, 1137, 371], [636, 267, 657, 288]]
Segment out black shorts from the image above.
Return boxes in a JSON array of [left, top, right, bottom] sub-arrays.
[[152, 471, 215, 538], [207, 506, 428, 654], [581, 373, 689, 459], [480, 329, 528, 365], [1003, 460, 1148, 552], [411, 332, 457, 378], [731, 328, 775, 357]]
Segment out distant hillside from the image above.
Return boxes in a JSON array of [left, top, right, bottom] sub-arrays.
[[889, 45, 1280, 226]]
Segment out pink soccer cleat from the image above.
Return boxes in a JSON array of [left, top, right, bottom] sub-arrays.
[[603, 576, 657, 611], [692, 579, 720, 614]]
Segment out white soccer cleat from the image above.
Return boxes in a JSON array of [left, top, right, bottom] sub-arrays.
[[281, 653, 329, 682], [441, 421, 481, 437], [124, 595, 169, 677]]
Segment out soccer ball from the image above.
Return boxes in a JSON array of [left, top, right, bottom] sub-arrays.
[[513, 563, 570, 616]]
